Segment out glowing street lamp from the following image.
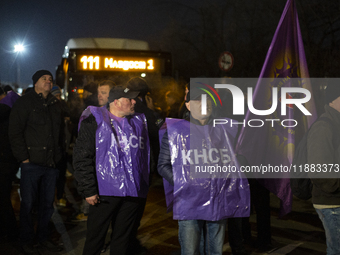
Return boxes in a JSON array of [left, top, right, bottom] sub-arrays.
[[14, 44, 24, 53], [14, 44, 24, 85]]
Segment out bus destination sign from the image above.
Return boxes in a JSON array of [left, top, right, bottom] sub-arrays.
[[78, 55, 157, 72]]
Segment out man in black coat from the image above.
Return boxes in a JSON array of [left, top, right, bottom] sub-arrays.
[[9, 70, 63, 254], [0, 90, 20, 242]]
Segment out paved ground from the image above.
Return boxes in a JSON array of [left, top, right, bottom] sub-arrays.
[[1, 173, 327, 255]]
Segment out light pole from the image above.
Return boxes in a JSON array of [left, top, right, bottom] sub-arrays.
[[14, 44, 24, 86]]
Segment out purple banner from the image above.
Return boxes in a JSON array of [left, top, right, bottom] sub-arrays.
[[236, 0, 317, 216]]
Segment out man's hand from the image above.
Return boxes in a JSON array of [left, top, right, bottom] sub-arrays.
[[22, 159, 29, 163], [85, 194, 100, 205]]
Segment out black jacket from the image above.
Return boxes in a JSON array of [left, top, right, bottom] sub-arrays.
[[73, 114, 98, 198], [9, 90, 63, 167], [0, 103, 19, 175]]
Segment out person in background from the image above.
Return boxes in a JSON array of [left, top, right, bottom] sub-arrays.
[[9, 70, 64, 254], [3, 84, 14, 94], [126, 77, 164, 254], [127, 77, 164, 175], [83, 82, 98, 107], [165, 90, 181, 118], [0, 86, 5, 100], [51, 85, 70, 207], [97, 80, 116, 107], [23, 87, 34, 95], [307, 83, 340, 255], [73, 84, 149, 255], [0, 89, 20, 243], [178, 84, 190, 119]]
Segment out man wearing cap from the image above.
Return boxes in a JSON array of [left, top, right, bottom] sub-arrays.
[[158, 87, 250, 255], [73, 84, 150, 255], [307, 83, 340, 255], [9, 70, 64, 254]]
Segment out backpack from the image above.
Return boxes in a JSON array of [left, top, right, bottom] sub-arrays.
[[290, 117, 340, 200]]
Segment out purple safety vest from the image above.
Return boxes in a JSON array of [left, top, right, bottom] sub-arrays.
[[80, 106, 150, 198], [162, 118, 250, 221]]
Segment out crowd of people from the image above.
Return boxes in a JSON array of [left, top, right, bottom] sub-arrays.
[[0, 69, 339, 255]]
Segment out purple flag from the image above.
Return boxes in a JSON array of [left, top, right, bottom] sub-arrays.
[[236, 0, 317, 216]]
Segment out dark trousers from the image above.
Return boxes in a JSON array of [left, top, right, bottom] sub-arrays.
[[56, 157, 67, 200], [228, 217, 246, 253], [129, 198, 147, 252], [83, 196, 146, 255], [19, 163, 59, 243], [0, 171, 18, 237], [250, 179, 271, 245]]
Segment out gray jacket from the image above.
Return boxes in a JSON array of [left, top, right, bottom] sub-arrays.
[[307, 105, 340, 205]]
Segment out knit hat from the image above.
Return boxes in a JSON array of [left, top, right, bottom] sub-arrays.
[[32, 70, 53, 85], [325, 83, 340, 104], [51, 85, 61, 97]]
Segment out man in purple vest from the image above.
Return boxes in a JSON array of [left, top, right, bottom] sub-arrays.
[[158, 87, 250, 255], [73, 84, 150, 255]]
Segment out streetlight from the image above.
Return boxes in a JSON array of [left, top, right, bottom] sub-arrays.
[[14, 44, 24, 53], [14, 44, 24, 86]]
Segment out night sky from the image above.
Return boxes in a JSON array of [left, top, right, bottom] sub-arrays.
[[0, 0, 200, 87]]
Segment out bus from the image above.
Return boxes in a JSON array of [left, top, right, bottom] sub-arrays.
[[55, 38, 173, 99]]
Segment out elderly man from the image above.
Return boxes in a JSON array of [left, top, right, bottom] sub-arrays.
[[9, 70, 63, 254], [73, 84, 150, 255]]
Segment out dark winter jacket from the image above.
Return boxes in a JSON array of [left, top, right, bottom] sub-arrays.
[[307, 105, 340, 205], [73, 114, 98, 198], [0, 103, 19, 175], [9, 90, 63, 167]]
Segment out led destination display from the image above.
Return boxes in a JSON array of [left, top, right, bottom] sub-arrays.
[[78, 55, 157, 72]]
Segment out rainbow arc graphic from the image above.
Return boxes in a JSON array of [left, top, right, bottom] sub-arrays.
[[196, 82, 222, 106]]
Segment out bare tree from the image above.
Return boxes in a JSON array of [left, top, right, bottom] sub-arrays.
[[151, 0, 340, 79]]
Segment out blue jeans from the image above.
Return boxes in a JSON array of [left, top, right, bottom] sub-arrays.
[[178, 219, 226, 255], [19, 163, 59, 243], [315, 207, 340, 255]]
